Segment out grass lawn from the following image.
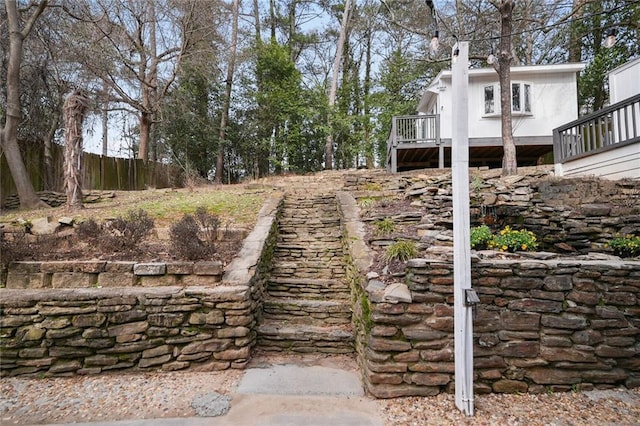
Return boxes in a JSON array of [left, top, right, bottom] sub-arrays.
[[0, 185, 275, 229]]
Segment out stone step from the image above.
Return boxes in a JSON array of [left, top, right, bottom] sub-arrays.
[[271, 259, 347, 267], [272, 250, 345, 260], [269, 267, 347, 281], [275, 242, 343, 250], [267, 277, 350, 299], [257, 321, 354, 354], [262, 298, 352, 325]]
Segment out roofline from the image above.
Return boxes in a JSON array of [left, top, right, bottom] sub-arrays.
[[436, 63, 586, 80], [418, 62, 586, 114], [608, 56, 640, 75]]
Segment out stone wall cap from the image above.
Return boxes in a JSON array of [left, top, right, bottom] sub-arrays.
[[0, 286, 185, 304]]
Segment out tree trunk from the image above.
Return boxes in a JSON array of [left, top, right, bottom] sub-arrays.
[[63, 90, 89, 209], [494, 0, 517, 176], [43, 111, 60, 190], [269, 0, 277, 41], [325, 0, 352, 170], [215, 0, 239, 184], [139, 111, 152, 161], [102, 82, 109, 157], [568, 0, 587, 63], [1, 0, 49, 209], [364, 27, 373, 169]]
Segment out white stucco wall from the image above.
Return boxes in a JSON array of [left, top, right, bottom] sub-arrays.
[[434, 67, 581, 140]]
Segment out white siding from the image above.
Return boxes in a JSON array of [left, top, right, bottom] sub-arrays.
[[609, 58, 640, 104], [558, 141, 640, 179]]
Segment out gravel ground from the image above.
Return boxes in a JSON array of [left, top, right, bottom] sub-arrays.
[[2, 368, 639, 425]]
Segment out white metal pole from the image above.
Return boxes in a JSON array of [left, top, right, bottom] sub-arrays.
[[451, 41, 474, 416]]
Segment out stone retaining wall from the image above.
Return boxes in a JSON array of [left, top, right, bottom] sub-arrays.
[[344, 168, 640, 254], [0, 286, 253, 376], [0, 193, 284, 377], [359, 256, 640, 398]]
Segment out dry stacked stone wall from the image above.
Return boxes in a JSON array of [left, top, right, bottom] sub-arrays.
[[0, 286, 254, 376], [0, 194, 283, 377], [357, 257, 640, 398], [343, 167, 640, 254]]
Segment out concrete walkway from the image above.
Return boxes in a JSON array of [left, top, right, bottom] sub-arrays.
[[42, 364, 384, 426]]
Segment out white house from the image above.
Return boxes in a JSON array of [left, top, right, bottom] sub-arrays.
[[553, 57, 640, 180], [387, 63, 585, 172], [418, 63, 585, 143]]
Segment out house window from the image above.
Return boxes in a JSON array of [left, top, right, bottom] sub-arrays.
[[524, 83, 531, 112], [483, 82, 533, 116], [512, 83, 521, 112], [484, 85, 495, 114]]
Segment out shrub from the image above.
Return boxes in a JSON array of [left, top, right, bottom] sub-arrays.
[[170, 215, 205, 260], [374, 218, 395, 236], [170, 209, 218, 260], [489, 226, 538, 252], [194, 206, 220, 246], [470, 225, 493, 249], [0, 228, 31, 266], [607, 235, 640, 257], [384, 240, 418, 262], [102, 209, 154, 253], [76, 219, 101, 240]]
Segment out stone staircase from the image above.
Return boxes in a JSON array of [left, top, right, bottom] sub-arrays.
[[257, 178, 354, 354]]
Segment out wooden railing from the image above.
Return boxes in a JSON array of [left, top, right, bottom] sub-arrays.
[[387, 114, 441, 171], [553, 94, 640, 163]]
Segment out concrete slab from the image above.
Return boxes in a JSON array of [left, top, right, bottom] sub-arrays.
[[237, 364, 364, 396], [35, 363, 384, 426]]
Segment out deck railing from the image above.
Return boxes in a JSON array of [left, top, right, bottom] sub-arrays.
[[387, 114, 441, 171], [553, 94, 640, 163]]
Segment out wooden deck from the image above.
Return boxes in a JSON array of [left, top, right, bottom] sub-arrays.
[[394, 144, 553, 171], [386, 115, 553, 172]]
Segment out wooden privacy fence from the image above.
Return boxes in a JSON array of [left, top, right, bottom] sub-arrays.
[[1, 141, 183, 203]]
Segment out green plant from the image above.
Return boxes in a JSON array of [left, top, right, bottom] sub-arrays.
[[374, 218, 395, 235], [471, 176, 484, 193], [489, 226, 538, 252], [358, 197, 376, 208], [470, 225, 493, 249], [607, 235, 640, 257], [384, 240, 418, 262], [363, 182, 382, 191]]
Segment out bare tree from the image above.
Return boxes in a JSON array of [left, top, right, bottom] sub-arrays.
[[1, 0, 49, 209], [63, 89, 89, 209], [215, 0, 239, 184], [324, 0, 352, 170], [69, 0, 193, 162]]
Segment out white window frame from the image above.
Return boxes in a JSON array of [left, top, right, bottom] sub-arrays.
[[483, 81, 533, 117]]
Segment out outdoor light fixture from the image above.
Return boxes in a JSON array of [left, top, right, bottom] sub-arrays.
[[604, 29, 617, 48], [426, 0, 439, 54], [430, 30, 440, 54], [487, 53, 496, 65]]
